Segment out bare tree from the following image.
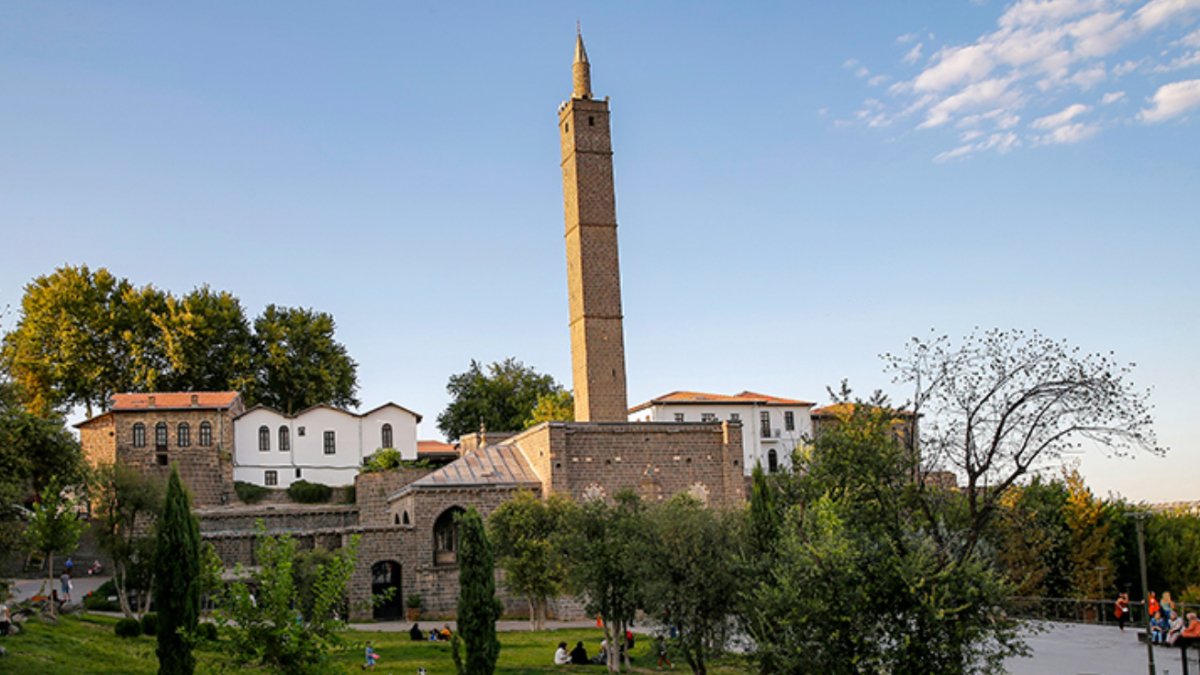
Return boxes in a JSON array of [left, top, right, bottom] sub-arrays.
[[885, 328, 1162, 561]]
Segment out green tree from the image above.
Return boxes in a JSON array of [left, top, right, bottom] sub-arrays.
[[640, 494, 741, 675], [23, 475, 85, 618], [1146, 508, 1200, 603], [437, 358, 563, 441], [745, 403, 1023, 674], [561, 492, 646, 673], [1063, 469, 1116, 600], [453, 507, 502, 675], [93, 463, 164, 617], [523, 389, 574, 428], [215, 524, 359, 674], [991, 476, 1071, 597], [153, 466, 201, 675], [488, 491, 575, 630], [746, 462, 781, 561], [0, 397, 82, 499], [1, 265, 128, 416], [248, 305, 359, 414], [155, 286, 256, 393]]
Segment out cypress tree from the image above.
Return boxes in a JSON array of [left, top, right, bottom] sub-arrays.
[[748, 462, 781, 559], [153, 466, 201, 675], [453, 507, 502, 675]]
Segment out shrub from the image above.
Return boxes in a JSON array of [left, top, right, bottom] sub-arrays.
[[141, 611, 158, 636], [343, 485, 356, 504], [235, 481, 270, 505], [197, 621, 219, 642], [287, 480, 332, 504], [406, 593, 423, 609], [362, 448, 402, 473], [83, 592, 119, 611], [115, 617, 142, 638], [96, 578, 117, 597]]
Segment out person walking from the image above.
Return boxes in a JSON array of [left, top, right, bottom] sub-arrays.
[[1114, 592, 1130, 631], [656, 635, 674, 670], [59, 570, 73, 605]]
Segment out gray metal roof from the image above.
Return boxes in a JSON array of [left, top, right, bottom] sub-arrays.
[[391, 444, 540, 498]]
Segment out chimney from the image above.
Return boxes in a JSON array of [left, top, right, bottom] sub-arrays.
[[191, 394, 199, 407], [147, 395, 156, 408]]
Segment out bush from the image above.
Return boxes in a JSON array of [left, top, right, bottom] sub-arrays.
[[141, 611, 158, 636], [343, 485, 356, 504], [115, 617, 142, 638], [235, 481, 270, 505], [287, 480, 332, 504], [83, 592, 119, 611], [406, 593, 423, 609], [96, 578, 117, 597], [197, 621, 219, 642], [363, 448, 403, 473]]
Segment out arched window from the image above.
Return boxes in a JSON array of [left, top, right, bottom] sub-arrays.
[[393, 513, 400, 525], [199, 421, 212, 446], [433, 507, 465, 565], [767, 449, 779, 474], [381, 423, 393, 449], [132, 423, 146, 448], [279, 426, 290, 452], [154, 422, 168, 449], [177, 422, 191, 448], [402, 511, 410, 525], [258, 425, 270, 452]]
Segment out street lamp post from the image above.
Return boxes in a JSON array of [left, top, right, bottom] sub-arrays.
[[1131, 511, 1156, 675]]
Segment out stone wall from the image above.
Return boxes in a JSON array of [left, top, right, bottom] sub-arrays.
[[111, 408, 237, 507], [79, 414, 116, 469], [354, 468, 433, 527]]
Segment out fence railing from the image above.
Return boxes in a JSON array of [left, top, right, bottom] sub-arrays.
[[1010, 596, 1199, 626]]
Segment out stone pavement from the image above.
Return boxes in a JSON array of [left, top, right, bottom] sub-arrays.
[[1005, 621, 1199, 675], [8, 574, 110, 606]]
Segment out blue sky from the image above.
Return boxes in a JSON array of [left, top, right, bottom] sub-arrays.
[[2, 1, 1197, 501]]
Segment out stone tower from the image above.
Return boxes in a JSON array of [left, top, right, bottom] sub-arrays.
[[559, 30, 629, 422]]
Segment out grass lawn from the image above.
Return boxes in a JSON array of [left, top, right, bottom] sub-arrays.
[[0, 613, 754, 674]]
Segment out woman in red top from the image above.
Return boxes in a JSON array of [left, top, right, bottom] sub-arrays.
[[1115, 592, 1131, 631], [1148, 591, 1160, 618]]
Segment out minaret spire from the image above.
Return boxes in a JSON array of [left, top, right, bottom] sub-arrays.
[[572, 25, 592, 99]]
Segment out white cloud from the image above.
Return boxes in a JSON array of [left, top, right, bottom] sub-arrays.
[[915, 44, 995, 91], [1032, 102, 1092, 128], [903, 43, 925, 64], [1181, 28, 1200, 47], [920, 77, 1021, 128], [1135, 0, 1200, 30], [933, 131, 1020, 162], [897, 32, 920, 44], [868, 74, 891, 86], [1038, 121, 1101, 143], [1069, 63, 1108, 88], [1101, 90, 1126, 103], [1139, 78, 1200, 121]]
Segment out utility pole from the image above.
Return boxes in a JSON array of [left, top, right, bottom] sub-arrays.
[[1132, 511, 1156, 675]]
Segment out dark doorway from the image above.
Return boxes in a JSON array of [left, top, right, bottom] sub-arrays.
[[371, 560, 403, 620]]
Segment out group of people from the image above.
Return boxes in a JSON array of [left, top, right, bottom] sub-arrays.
[[1116, 591, 1200, 646], [407, 622, 452, 642], [554, 632, 673, 669]]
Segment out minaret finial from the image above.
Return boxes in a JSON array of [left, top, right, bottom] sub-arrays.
[[572, 26, 592, 99]]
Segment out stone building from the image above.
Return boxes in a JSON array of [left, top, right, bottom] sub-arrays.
[[77, 392, 244, 507], [191, 31, 751, 620]]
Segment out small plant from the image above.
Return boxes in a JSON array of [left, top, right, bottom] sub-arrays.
[[287, 480, 332, 504], [406, 593, 423, 609], [140, 611, 158, 636], [83, 591, 118, 611], [362, 448, 403, 473], [235, 481, 270, 505], [115, 617, 142, 638], [343, 485, 357, 504], [197, 621, 219, 642]]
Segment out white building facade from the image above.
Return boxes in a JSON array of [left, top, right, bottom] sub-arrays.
[[628, 391, 814, 475], [233, 402, 420, 488]]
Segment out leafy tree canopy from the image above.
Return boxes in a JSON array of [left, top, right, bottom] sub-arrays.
[[248, 304, 359, 415], [437, 358, 565, 441]]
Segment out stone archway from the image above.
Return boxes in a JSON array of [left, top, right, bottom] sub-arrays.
[[371, 560, 403, 620]]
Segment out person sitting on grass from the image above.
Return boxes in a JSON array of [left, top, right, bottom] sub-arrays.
[[570, 640, 589, 665], [409, 622, 424, 641], [439, 624, 453, 641], [555, 641, 571, 665]]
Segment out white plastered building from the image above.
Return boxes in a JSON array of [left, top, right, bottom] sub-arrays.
[[233, 402, 420, 488], [628, 391, 814, 475]]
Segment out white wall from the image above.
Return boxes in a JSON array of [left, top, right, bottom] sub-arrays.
[[629, 402, 813, 476], [233, 403, 420, 488]]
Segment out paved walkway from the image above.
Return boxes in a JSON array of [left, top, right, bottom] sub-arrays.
[[1005, 621, 1198, 675], [8, 574, 110, 606]]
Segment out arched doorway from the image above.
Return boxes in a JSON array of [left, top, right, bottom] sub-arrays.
[[371, 560, 403, 620], [433, 507, 465, 566]]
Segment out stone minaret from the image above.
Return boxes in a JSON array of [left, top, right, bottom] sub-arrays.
[[559, 30, 628, 422]]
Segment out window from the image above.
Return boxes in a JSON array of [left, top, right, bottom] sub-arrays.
[[279, 426, 290, 452], [701, 413, 717, 422], [381, 423, 393, 449], [155, 422, 168, 450], [177, 423, 191, 448], [132, 423, 146, 448], [784, 411, 795, 431], [323, 430, 336, 455], [258, 425, 270, 452], [674, 413, 685, 422], [264, 470, 278, 486], [730, 413, 740, 421], [434, 507, 465, 565], [298, 426, 306, 437], [767, 449, 779, 474], [295, 468, 302, 478], [588, 115, 595, 126], [760, 411, 771, 437], [199, 421, 212, 446]]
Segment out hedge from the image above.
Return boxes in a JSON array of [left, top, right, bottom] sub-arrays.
[[234, 481, 270, 504], [287, 480, 332, 504]]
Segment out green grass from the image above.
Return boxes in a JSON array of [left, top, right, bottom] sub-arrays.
[[0, 613, 754, 674]]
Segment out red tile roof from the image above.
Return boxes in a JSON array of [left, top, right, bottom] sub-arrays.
[[628, 390, 813, 413], [418, 440, 457, 456], [109, 392, 241, 411]]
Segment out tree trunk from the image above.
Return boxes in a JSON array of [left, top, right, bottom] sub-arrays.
[[115, 562, 134, 618], [603, 620, 618, 673], [46, 552, 57, 618]]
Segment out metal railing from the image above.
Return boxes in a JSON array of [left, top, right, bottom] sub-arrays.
[[1010, 596, 1199, 626]]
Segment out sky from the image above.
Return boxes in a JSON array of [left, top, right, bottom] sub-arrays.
[[1, 1, 1197, 502]]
